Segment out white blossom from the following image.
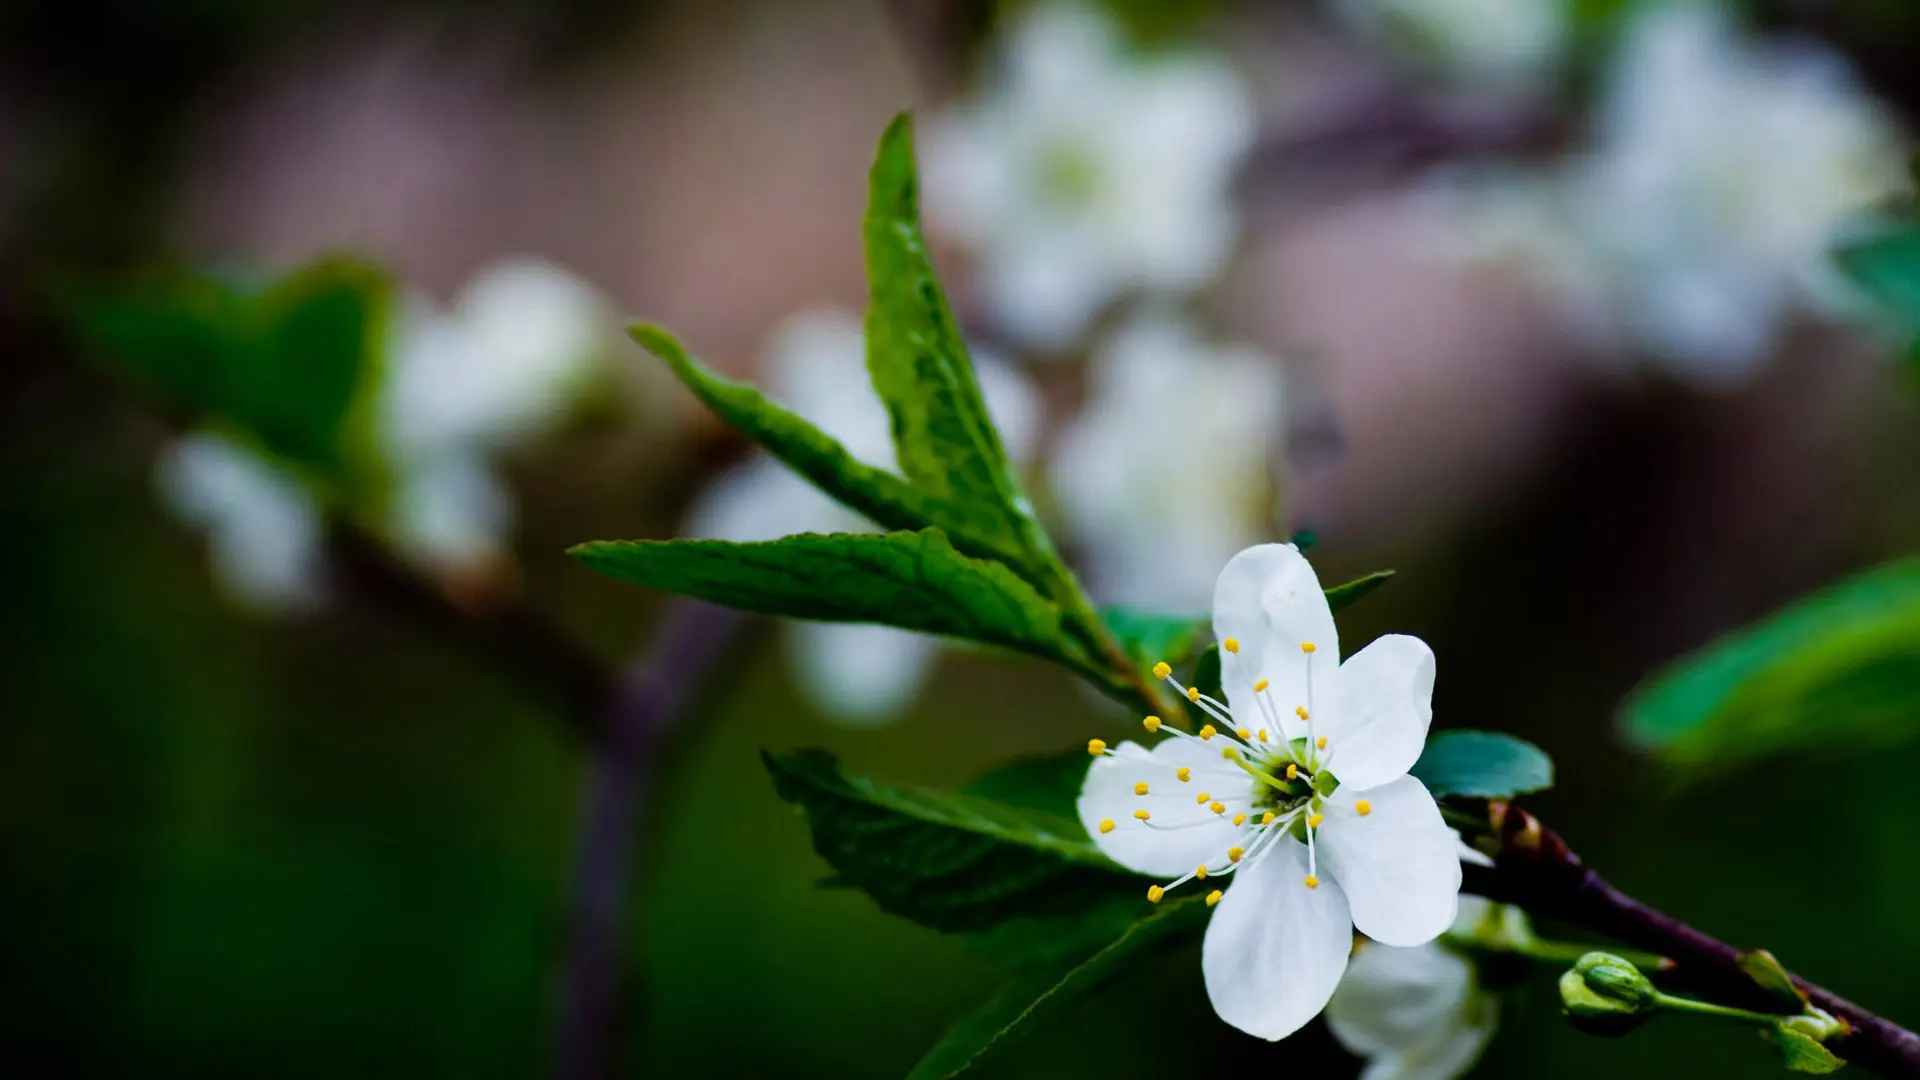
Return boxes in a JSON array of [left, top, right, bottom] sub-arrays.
[[922, 1, 1256, 350], [1326, 896, 1505, 1080], [1049, 312, 1283, 611], [685, 309, 1040, 725], [1078, 543, 1459, 1040], [155, 430, 324, 611]]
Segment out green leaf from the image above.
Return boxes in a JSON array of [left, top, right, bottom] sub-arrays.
[[630, 323, 1036, 573], [1738, 949, 1808, 1009], [863, 113, 1048, 576], [72, 260, 388, 477], [1325, 569, 1395, 614], [763, 750, 1137, 935], [963, 752, 1088, 822], [1100, 608, 1208, 670], [1411, 730, 1554, 799], [1768, 1022, 1847, 1074], [1836, 225, 1920, 315], [570, 528, 1074, 662], [1189, 645, 1223, 703], [906, 896, 1209, 1080], [1622, 558, 1920, 769]]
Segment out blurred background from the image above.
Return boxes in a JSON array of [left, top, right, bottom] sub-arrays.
[[7, 0, 1920, 1076]]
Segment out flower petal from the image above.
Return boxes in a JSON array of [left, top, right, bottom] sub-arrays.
[[1078, 740, 1244, 876], [1325, 939, 1474, 1059], [1321, 777, 1460, 947], [1323, 634, 1435, 791], [1202, 835, 1352, 1040], [1212, 544, 1337, 742]]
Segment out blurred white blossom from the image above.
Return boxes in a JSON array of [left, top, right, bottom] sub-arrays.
[[1049, 312, 1283, 611], [155, 431, 324, 612], [1324, 896, 1504, 1080], [379, 256, 610, 569], [1336, 0, 1569, 91], [686, 310, 1041, 725], [923, 1, 1256, 350]]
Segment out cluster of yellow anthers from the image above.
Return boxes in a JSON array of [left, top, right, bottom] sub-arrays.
[[1086, 637, 1373, 903]]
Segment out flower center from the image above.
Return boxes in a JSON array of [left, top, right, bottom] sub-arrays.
[[1033, 139, 1104, 205]]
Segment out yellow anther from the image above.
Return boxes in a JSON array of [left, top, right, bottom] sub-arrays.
[[1356, 800, 1372, 816], [1099, 819, 1116, 834], [1088, 739, 1107, 756], [1253, 679, 1270, 692], [1196, 865, 1208, 880], [1237, 727, 1251, 740], [1134, 809, 1151, 821], [1152, 662, 1172, 679], [1295, 706, 1309, 720], [1257, 729, 1269, 742], [1186, 686, 1201, 703], [1223, 637, 1241, 654], [1308, 813, 1324, 828], [1286, 763, 1299, 780], [1196, 792, 1211, 804], [1228, 846, 1246, 863], [1221, 747, 1239, 761], [1260, 811, 1276, 825], [1199, 725, 1216, 741], [1147, 885, 1165, 903], [1176, 767, 1191, 782], [1206, 889, 1224, 906], [1317, 736, 1328, 750], [1211, 801, 1226, 815], [1134, 782, 1149, 796], [1142, 715, 1162, 733], [1233, 813, 1247, 826], [1301, 642, 1317, 654], [1304, 875, 1320, 889]]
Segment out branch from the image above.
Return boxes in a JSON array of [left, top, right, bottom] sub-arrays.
[[1462, 803, 1920, 1078]]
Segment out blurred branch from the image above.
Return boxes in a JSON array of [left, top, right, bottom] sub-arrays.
[[1463, 803, 1920, 1078], [552, 598, 746, 1080]]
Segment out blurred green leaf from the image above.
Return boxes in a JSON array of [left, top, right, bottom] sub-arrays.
[[1099, 608, 1208, 670], [571, 529, 1079, 663], [1622, 558, 1920, 769], [1768, 1023, 1847, 1074], [1738, 949, 1808, 1009], [72, 259, 388, 478], [864, 113, 1059, 586], [1189, 645, 1222, 704], [906, 895, 1209, 1080], [1326, 569, 1395, 614], [1836, 225, 1920, 315], [632, 323, 1046, 575], [763, 749, 1137, 935], [1411, 730, 1554, 799]]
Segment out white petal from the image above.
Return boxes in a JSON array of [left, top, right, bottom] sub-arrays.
[[1212, 544, 1337, 740], [1369, 1009, 1497, 1080], [1078, 740, 1246, 877], [1202, 836, 1352, 1040], [1321, 777, 1461, 947], [1326, 939, 1474, 1058], [789, 622, 937, 726], [1323, 634, 1436, 791]]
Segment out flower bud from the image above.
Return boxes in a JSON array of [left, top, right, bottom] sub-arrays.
[[1559, 953, 1658, 1037]]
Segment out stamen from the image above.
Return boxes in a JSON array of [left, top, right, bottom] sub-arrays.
[[1308, 813, 1323, 828], [1304, 875, 1320, 889], [1228, 846, 1245, 863], [1147, 885, 1165, 903], [1356, 800, 1372, 816], [1301, 642, 1317, 654], [1134, 782, 1149, 796], [1261, 812, 1276, 826], [1220, 747, 1239, 761], [1286, 764, 1298, 780], [1199, 726, 1216, 741], [1253, 679, 1269, 692], [1236, 727, 1251, 740], [1196, 792, 1211, 804], [1295, 706, 1309, 720], [1187, 686, 1201, 703], [1133, 809, 1151, 821], [1232, 813, 1247, 826], [1257, 729, 1268, 742], [1152, 662, 1171, 679], [1223, 637, 1240, 654], [1142, 715, 1161, 733], [1099, 819, 1116, 834], [1087, 739, 1107, 756], [1176, 767, 1191, 782], [1206, 890, 1223, 906], [1317, 736, 1328, 750], [1210, 802, 1226, 815], [1196, 865, 1208, 880]]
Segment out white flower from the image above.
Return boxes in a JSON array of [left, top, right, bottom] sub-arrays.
[[1335, 0, 1569, 91], [379, 257, 610, 568], [1326, 896, 1503, 1080], [1574, 5, 1901, 379], [1078, 543, 1459, 1040], [922, 1, 1255, 350], [155, 430, 324, 611], [686, 309, 1041, 725], [1049, 312, 1282, 611]]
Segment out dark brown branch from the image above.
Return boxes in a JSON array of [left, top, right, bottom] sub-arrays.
[[1463, 803, 1920, 1078]]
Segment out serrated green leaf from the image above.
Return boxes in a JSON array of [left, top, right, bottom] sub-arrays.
[[570, 528, 1075, 662], [864, 113, 1048, 576], [1411, 730, 1554, 799], [1836, 225, 1920, 315], [907, 896, 1209, 1080], [1100, 608, 1208, 670], [1768, 1023, 1847, 1074], [963, 752, 1088, 822], [72, 260, 388, 478], [1326, 569, 1395, 614], [1623, 558, 1920, 770], [630, 323, 1036, 574], [763, 749, 1137, 935]]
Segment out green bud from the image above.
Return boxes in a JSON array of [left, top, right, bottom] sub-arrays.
[[1559, 953, 1658, 1037]]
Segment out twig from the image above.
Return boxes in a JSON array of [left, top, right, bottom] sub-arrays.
[[1463, 803, 1920, 1078], [551, 599, 747, 1080]]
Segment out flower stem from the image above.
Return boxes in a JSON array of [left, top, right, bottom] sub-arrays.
[[1651, 992, 1785, 1028]]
